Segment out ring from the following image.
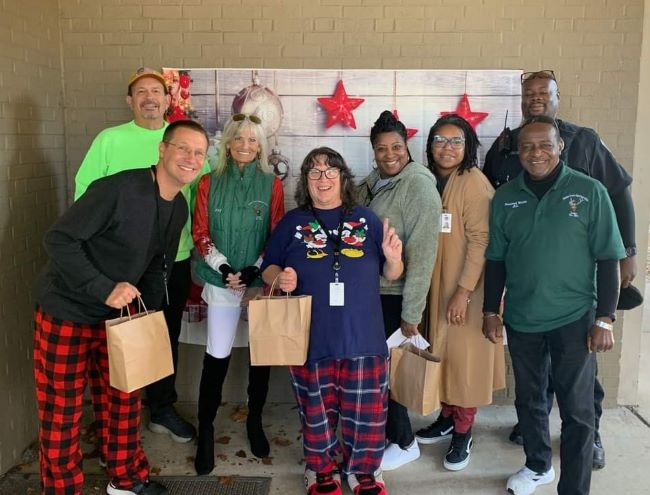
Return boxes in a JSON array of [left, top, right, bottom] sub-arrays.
[[455, 315, 461, 319]]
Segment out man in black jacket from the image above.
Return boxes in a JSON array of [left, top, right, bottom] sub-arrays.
[[34, 120, 207, 495], [483, 70, 637, 470]]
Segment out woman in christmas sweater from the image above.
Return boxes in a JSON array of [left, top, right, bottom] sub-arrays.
[[261, 147, 403, 495], [192, 114, 284, 475]]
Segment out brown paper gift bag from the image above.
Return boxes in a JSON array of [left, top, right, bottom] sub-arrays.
[[389, 343, 441, 415], [248, 276, 312, 366], [105, 298, 174, 393]]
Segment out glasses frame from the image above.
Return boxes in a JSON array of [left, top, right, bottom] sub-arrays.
[[521, 70, 556, 85], [432, 135, 466, 149], [232, 113, 262, 124], [307, 167, 341, 181], [165, 141, 207, 160]]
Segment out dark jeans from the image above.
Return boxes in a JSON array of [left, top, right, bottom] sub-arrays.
[[381, 294, 415, 448], [146, 258, 192, 417], [507, 310, 596, 495], [543, 363, 604, 433]]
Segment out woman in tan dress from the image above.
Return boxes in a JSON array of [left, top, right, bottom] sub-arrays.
[[414, 114, 505, 471]]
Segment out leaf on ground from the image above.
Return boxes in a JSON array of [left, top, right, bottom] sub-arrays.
[[218, 475, 236, 485], [150, 466, 161, 476], [262, 457, 273, 465], [230, 405, 249, 423], [215, 436, 231, 444], [235, 450, 247, 458], [217, 454, 228, 461], [272, 437, 292, 447]]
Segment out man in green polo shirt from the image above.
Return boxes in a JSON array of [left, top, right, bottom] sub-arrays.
[[75, 67, 209, 446], [482, 116, 625, 495]]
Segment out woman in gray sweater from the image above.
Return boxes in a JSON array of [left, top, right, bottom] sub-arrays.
[[357, 110, 442, 471]]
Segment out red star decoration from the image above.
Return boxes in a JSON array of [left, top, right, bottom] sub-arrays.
[[440, 93, 489, 130], [317, 80, 365, 129], [392, 109, 418, 140]]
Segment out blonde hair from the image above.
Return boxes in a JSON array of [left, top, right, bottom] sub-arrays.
[[214, 116, 271, 176]]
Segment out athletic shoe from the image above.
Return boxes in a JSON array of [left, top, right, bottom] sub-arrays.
[[506, 466, 555, 495], [380, 440, 420, 471], [106, 479, 168, 495], [148, 407, 196, 443], [348, 469, 387, 495], [443, 429, 473, 471], [415, 414, 454, 444], [593, 432, 605, 470], [509, 423, 524, 446], [304, 462, 342, 495]]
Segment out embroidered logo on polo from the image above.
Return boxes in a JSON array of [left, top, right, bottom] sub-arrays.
[[504, 200, 528, 209], [563, 194, 588, 218], [294, 218, 368, 259]]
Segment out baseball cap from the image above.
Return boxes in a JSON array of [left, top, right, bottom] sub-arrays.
[[127, 67, 166, 90], [617, 284, 644, 311]]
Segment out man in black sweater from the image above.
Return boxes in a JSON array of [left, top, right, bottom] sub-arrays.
[[482, 70, 636, 470], [34, 120, 207, 495]]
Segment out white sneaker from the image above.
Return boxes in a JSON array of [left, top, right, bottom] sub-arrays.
[[506, 466, 555, 495], [380, 440, 420, 471]]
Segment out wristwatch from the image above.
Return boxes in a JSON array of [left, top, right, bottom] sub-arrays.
[[594, 319, 614, 332], [625, 246, 637, 257]]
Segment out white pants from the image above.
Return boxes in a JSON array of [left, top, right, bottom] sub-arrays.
[[206, 304, 242, 358]]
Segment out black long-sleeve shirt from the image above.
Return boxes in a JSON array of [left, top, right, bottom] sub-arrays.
[[36, 168, 188, 324]]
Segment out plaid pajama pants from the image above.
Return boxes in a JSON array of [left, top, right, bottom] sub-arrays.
[[33, 307, 149, 495], [290, 356, 388, 476]]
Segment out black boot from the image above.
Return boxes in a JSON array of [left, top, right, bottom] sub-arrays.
[[194, 353, 230, 475], [246, 364, 270, 458]]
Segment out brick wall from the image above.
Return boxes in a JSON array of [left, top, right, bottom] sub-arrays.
[[0, 0, 67, 474], [0, 0, 644, 473]]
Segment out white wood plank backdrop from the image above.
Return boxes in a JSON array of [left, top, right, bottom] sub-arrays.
[[164, 68, 523, 208]]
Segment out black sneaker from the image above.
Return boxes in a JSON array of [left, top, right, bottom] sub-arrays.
[[107, 479, 168, 495], [149, 407, 196, 443], [415, 414, 454, 444], [593, 431, 605, 470], [508, 423, 524, 446], [443, 429, 473, 471]]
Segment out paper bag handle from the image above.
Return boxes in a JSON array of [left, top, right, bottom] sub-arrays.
[[119, 295, 148, 320], [269, 273, 291, 299]]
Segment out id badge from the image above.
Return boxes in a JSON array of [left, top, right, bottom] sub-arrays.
[[329, 282, 345, 306], [440, 212, 452, 233]]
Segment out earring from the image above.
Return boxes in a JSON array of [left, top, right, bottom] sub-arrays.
[[257, 151, 261, 160], [226, 148, 231, 158]]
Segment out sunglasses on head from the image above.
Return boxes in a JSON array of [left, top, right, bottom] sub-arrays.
[[521, 70, 556, 85], [232, 113, 262, 124]]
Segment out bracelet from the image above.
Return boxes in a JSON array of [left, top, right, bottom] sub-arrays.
[[594, 319, 614, 332], [483, 312, 499, 319]]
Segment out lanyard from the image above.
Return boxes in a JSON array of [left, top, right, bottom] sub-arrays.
[[152, 166, 175, 305], [310, 208, 345, 272]]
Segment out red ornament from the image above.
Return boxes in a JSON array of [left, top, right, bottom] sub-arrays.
[[440, 93, 489, 130], [167, 105, 189, 123], [180, 89, 190, 100], [392, 109, 418, 140], [317, 80, 365, 129], [179, 73, 191, 89]]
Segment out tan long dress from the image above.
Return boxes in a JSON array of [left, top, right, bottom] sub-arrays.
[[426, 167, 505, 407]]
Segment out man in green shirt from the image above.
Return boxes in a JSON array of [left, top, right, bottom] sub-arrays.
[[75, 67, 205, 444], [482, 116, 625, 495]]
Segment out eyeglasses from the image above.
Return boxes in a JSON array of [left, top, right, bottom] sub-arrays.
[[521, 70, 556, 85], [232, 113, 262, 124], [432, 135, 465, 149], [165, 141, 207, 160], [307, 167, 341, 180]]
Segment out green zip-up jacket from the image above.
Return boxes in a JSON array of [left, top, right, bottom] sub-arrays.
[[357, 161, 442, 324]]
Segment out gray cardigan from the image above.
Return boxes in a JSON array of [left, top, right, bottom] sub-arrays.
[[357, 161, 442, 324]]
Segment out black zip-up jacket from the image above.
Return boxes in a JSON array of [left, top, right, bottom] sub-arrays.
[[36, 168, 188, 324]]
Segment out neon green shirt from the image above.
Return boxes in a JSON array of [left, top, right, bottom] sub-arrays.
[[74, 120, 210, 261]]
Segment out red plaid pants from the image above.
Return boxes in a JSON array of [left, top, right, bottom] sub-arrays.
[[33, 307, 149, 495]]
